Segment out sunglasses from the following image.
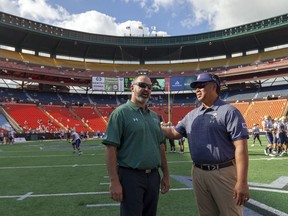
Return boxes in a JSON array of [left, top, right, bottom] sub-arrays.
[[133, 82, 152, 90], [193, 82, 211, 89]]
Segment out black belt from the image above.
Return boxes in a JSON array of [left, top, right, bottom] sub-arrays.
[[194, 160, 234, 171], [118, 166, 158, 174]]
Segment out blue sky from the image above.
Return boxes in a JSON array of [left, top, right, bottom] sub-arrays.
[[1, 0, 288, 36]]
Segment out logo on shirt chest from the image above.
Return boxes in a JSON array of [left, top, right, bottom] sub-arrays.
[[210, 113, 217, 123], [133, 118, 139, 122]]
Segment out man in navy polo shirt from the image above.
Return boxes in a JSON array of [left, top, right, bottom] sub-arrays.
[[162, 73, 249, 216]]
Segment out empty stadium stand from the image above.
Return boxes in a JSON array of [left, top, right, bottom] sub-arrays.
[[243, 99, 288, 128], [2, 103, 60, 133]]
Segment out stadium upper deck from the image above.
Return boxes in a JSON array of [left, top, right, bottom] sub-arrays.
[[1, 11, 288, 63], [0, 11, 288, 90]]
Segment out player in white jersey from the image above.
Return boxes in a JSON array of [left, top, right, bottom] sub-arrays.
[[71, 128, 82, 155], [261, 115, 275, 156]]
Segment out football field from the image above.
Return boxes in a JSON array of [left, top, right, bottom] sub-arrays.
[[0, 136, 287, 216]]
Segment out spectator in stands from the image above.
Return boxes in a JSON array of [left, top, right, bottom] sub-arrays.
[[0, 130, 4, 144], [262, 115, 275, 156], [3, 131, 9, 144], [59, 130, 65, 140], [102, 75, 170, 216], [71, 128, 82, 155], [84, 131, 89, 140], [8, 131, 15, 145], [162, 73, 249, 215], [95, 130, 101, 138], [251, 123, 262, 146]]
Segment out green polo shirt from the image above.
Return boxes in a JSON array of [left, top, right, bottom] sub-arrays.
[[102, 100, 165, 169]]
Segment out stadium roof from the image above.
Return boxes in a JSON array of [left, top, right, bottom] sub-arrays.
[[1, 12, 288, 63]]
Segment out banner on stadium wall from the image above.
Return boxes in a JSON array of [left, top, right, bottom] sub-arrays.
[[124, 77, 134, 91], [104, 77, 118, 91], [92, 77, 105, 91], [170, 77, 184, 91], [92, 76, 197, 91], [92, 77, 124, 91], [118, 78, 124, 91], [124, 77, 165, 91], [151, 78, 165, 91], [183, 76, 197, 90]]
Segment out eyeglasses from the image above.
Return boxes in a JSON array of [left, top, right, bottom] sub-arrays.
[[193, 82, 211, 89], [133, 82, 152, 90]]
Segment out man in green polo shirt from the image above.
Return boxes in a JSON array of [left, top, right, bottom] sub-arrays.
[[102, 75, 170, 216]]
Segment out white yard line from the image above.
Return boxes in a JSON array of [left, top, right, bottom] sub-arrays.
[[0, 191, 109, 199], [249, 186, 288, 194], [17, 192, 33, 201], [86, 203, 120, 207], [0, 163, 106, 169], [248, 198, 288, 216]]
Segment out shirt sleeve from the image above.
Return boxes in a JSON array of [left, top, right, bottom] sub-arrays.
[[102, 111, 123, 147]]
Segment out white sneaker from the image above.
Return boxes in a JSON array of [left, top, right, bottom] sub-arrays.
[[269, 153, 275, 157], [264, 149, 268, 156], [251, 144, 255, 147]]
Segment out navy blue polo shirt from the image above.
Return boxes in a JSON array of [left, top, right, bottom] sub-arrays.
[[175, 98, 249, 164]]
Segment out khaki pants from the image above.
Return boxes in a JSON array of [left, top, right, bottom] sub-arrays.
[[192, 165, 243, 216]]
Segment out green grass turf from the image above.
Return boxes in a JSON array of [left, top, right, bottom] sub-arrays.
[[0, 136, 287, 215]]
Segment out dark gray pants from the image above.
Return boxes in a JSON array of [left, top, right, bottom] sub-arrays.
[[118, 167, 160, 216]]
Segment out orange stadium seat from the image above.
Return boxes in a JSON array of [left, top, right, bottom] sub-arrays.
[[43, 105, 87, 132], [71, 106, 107, 132], [3, 103, 60, 133], [230, 102, 250, 115], [244, 99, 287, 128]]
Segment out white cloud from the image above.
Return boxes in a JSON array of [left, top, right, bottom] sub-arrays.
[[0, 0, 19, 15], [183, 0, 288, 30], [0, 0, 167, 36], [134, 0, 288, 32], [18, 0, 68, 22], [0, 0, 69, 22], [55, 11, 118, 35], [138, 0, 175, 16]]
